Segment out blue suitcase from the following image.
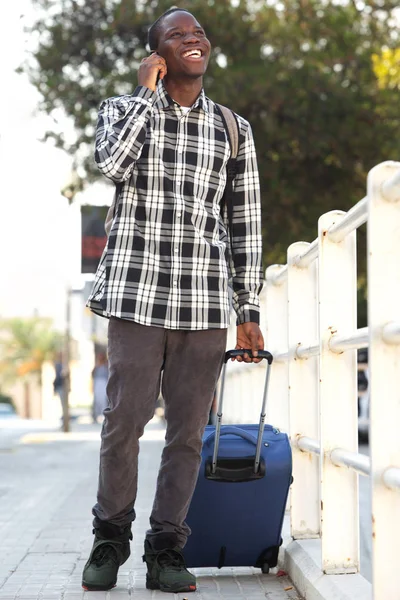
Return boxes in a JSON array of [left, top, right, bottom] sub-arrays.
[[183, 349, 292, 573]]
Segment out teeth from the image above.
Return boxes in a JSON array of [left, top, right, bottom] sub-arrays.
[[184, 50, 201, 58]]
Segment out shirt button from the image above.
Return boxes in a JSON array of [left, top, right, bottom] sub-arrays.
[[177, 212, 182, 218], [174, 248, 179, 253], [177, 180, 181, 184], [177, 149, 183, 154], [173, 281, 178, 286]]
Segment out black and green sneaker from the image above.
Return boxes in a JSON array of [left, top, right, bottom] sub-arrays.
[[82, 524, 132, 591], [143, 539, 196, 593]]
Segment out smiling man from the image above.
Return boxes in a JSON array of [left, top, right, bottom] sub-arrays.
[[83, 7, 264, 595]]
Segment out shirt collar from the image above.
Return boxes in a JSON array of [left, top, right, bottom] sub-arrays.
[[153, 81, 209, 114]]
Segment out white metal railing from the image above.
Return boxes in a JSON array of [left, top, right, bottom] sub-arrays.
[[223, 161, 400, 599]]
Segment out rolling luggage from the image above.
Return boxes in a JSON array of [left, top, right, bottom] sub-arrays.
[[183, 349, 292, 573]]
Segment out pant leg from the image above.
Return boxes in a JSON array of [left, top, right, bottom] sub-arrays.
[[147, 328, 227, 548], [92, 317, 166, 527]]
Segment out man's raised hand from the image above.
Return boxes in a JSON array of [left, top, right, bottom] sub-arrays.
[[138, 53, 167, 92]]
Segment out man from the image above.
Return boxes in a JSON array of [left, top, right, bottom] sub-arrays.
[[83, 7, 264, 594], [53, 353, 67, 428]]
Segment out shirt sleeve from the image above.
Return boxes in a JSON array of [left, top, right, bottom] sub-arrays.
[[94, 86, 155, 183], [226, 119, 264, 326]]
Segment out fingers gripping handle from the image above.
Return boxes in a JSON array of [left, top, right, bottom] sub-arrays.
[[224, 349, 273, 364], [211, 350, 273, 475]]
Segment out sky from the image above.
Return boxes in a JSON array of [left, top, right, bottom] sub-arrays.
[[0, 1, 109, 329]]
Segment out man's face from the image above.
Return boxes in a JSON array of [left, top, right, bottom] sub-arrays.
[[157, 11, 211, 79]]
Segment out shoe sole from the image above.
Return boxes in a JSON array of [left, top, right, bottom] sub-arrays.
[[82, 582, 116, 591], [146, 578, 196, 593]]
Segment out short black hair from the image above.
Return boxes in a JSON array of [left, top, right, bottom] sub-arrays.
[[147, 8, 192, 51]]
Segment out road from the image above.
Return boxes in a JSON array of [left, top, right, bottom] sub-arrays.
[[0, 416, 373, 587], [0, 416, 301, 600]]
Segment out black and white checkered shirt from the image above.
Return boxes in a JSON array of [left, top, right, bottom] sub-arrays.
[[87, 82, 263, 330]]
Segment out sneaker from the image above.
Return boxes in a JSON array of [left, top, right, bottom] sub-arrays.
[[82, 525, 132, 591], [143, 539, 196, 593]]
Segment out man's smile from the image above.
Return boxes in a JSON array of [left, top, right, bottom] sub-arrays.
[[181, 47, 206, 62]]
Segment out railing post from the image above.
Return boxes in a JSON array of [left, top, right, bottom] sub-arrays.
[[287, 243, 320, 539], [318, 211, 359, 574], [367, 161, 400, 600], [265, 265, 289, 432]]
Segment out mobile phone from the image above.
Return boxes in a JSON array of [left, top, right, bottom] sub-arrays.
[[153, 52, 164, 85]]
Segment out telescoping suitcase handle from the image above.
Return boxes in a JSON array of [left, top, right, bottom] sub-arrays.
[[211, 349, 273, 476]]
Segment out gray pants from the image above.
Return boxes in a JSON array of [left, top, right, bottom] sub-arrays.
[[92, 318, 227, 548]]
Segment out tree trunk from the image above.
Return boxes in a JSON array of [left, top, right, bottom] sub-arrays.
[[24, 380, 31, 419]]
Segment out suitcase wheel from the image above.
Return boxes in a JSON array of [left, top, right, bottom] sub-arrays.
[[261, 563, 270, 574]]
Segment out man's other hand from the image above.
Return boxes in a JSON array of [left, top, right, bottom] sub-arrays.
[[233, 323, 264, 363]]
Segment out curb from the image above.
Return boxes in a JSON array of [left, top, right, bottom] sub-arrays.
[[279, 517, 372, 600]]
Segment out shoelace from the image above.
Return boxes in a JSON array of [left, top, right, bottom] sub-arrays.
[[93, 544, 119, 567], [156, 548, 185, 571]]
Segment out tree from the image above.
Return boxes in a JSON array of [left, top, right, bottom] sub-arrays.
[[22, 0, 400, 322], [0, 317, 62, 418]]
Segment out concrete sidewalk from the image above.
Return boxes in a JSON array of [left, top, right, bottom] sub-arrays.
[[0, 417, 301, 600]]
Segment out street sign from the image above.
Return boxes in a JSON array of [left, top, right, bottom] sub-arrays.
[[81, 205, 108, 274]]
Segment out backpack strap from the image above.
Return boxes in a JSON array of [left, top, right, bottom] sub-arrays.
[[216, 103, 240, 160], [215, 103, 240, 243]]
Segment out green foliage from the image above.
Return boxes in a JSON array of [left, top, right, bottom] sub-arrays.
[[0, 317, 63, 385], [372, 48, 400, 90], [22, 0, 400, 323]]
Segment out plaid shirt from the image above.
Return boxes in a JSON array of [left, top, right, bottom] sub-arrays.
[[87, 82, 263, 330]]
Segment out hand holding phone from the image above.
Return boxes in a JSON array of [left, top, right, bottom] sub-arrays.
[[138, 52, 167, 92]]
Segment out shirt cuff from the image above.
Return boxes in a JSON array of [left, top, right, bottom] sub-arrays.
[[235, 305, 260, 326], [130, 86, 156, 104]]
